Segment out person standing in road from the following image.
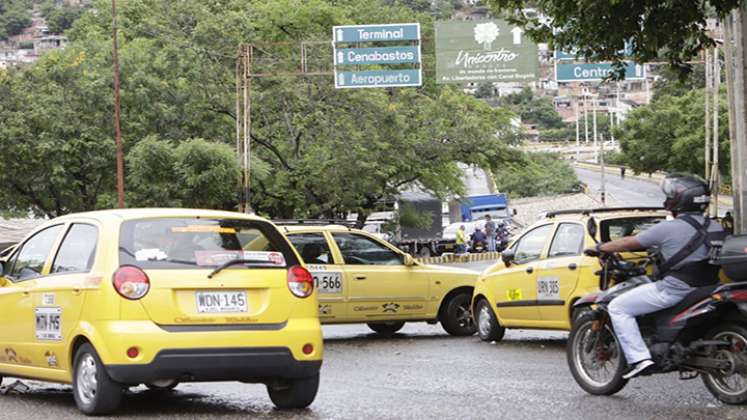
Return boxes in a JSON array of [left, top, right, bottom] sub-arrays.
[[620, 167, 626, 179], [484, 215, 497, 252], [722, 211, 734, 235], [455, 225, 467, 254]]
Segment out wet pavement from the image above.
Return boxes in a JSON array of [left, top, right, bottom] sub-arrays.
[[1, 323, 746, 419]]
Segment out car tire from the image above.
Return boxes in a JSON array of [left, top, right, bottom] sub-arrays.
[[367, 321, 405, 336], [72, 343, 123, 415], [267, 373, 319, 409], [146, 380, 179, 391], [475, 299, 505, 342], [441, 292, 477, 336], [418, 246, 432, 258]]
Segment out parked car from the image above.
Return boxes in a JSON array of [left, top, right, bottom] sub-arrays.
[[0, 209, 322, 415], [472, 207, 667, 341], [280, 223, 480, 336]]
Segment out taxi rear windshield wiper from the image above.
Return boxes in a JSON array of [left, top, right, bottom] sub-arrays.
[[207, 258, 278, 278]]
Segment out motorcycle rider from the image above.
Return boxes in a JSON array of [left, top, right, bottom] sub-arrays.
[[586, 174, 724, 379]]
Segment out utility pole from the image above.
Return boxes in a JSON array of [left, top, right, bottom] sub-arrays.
[[711, 45, 721, 218], [584, 91, 589, 145], [592, 97, 598, 163], [111, 0, 124, 208], [723, 7, 747, 234], [600, 132, 606, 205], [575, 95, 580, 161], [705, 48, 712, 181]]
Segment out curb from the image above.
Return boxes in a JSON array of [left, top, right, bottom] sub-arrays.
[[417, 251, 501, 265]]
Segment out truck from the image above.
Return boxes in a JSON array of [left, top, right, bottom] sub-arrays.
[[455, 193, 513, 224]]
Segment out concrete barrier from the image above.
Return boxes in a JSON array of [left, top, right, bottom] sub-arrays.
[[417, 251, 501, 265]]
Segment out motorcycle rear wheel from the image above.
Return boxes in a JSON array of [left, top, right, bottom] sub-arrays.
[[702, 323, 747, 405], [567, 312, 628, 395]]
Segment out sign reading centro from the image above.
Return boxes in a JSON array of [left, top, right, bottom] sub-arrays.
[[435, 19, 539, 84]]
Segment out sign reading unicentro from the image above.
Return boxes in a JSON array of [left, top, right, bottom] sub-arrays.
[[332, 23, 422, 89], [434, 19, 539, 84]]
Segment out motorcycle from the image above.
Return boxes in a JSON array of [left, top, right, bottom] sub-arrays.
[[470, 239, 486, 253], [567, 246, 747, 404]]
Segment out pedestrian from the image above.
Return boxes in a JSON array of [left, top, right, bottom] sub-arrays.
[[455, 225, 466, 255], [621, 167, 626, 179], [722, 211, 735, 235], [484, 215, 497, 252]]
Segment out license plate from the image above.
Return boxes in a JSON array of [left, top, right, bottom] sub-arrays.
[[196, 291, 247, 313], [312, 272, 342, 294], [35, 307, 62, 341]]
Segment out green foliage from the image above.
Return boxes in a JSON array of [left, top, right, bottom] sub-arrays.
[[127, 137, 241, 209], [486, 0, 740, 79], [651, 64, 706, 102], [493, 152, 580, 198], [616, 88, 730, 179], [0, 0, 518, 219], [0, 0, 32, 40], [46, 5, 85, 34], [499, 87, 565, 129], [397, 202, 434, 230]]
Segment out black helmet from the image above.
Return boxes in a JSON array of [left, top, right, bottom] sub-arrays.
[[660, 173, 710, 213]]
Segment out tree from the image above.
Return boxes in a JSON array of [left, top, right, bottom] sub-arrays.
[[46, 5, 86, 34], [493, 152, 580, 198], [486, 0, 739, 78], [499, 87, 566, 129], [0, 0, 32, 40], [616, 88, 730, 178]]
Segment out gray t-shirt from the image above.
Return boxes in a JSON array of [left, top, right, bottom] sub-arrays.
[[485, 220, 496, 235], [636, 213, 723, 270]]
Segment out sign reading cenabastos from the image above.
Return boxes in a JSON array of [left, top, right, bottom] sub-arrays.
[[435, 20, 539, 84]]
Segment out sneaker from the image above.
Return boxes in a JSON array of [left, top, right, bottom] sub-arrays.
[[623, 359, 655, 379]]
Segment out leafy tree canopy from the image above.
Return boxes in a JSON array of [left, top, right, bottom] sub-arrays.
[[0, 0, 32, 40], [493, 152, 580, 198], [498, 86, 566, 129], [486, 0, 741, 78]]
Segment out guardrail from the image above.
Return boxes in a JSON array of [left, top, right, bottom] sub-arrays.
[[417, 251, 501, 265]]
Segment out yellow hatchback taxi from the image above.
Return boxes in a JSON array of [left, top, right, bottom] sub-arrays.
[[472, 208, 666, 341], [281, 223, 480, 336], [0, 209, 322, 415]]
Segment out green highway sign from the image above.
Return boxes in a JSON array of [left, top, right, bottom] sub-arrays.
[[435, 19, 539, 84], [334, 46, 420, 65], [555, 61, 645, 82], [335, 69, 421, 89], [333, 23, 420, 43]]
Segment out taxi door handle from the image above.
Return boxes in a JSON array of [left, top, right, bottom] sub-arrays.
[[73, 288, 82, 295], [525, 267, 533, 274], [568, 263, 578, 271], [354, 275, 367, 280], [22, 291, 30, 297]]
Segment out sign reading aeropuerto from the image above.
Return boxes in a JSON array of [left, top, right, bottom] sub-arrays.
[[435, 20, 539, 84]]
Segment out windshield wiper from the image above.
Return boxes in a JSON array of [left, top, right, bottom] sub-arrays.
[[207, 258, 276, 278]]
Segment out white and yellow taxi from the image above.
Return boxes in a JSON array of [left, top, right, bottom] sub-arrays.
[[281, 224, 480, 336], [0, 209, 322, 415], [472, 208, 666, 341]]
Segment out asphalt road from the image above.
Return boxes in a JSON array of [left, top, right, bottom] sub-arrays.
[[1, 261, 745, 419], [574, 167, 665, 207]]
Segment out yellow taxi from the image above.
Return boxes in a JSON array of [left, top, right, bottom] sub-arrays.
[[280, 223, 480, 336], [0, 209, 322, 415], [472, 208, 666, 341]]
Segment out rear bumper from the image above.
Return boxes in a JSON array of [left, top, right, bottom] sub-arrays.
[[106, 347, 321, 384]]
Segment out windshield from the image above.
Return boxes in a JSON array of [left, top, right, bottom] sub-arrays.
[[471, 207, 510, 220], [119, 218, 298, 269]]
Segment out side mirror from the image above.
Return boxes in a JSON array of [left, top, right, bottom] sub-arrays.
[[587, 217, 598, 242], [403, 254, 415, 266], [501, 249, 515, 266]]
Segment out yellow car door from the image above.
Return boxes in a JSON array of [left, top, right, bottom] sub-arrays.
[[0, 224, 65, 371], [491, 224, 554, 326], [536, 222, 586, 328], [332, 232, 428, 321], [287, 231, 347, 321], [30, 223, 98, 371]]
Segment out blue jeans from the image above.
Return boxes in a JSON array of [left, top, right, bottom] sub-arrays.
[[486, 235, 496, 252], [608, 277, 693, 364], [456, 244, 466, 254]]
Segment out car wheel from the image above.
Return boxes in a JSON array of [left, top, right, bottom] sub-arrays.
[[475, 299, 505, 342], [72, 343, 123, 415], [367, 321, 405, 336], [267, 373, 319, 409], [146, 379, 179, 391], [441, 292, 477, 336], [418, 246, 432, 258]]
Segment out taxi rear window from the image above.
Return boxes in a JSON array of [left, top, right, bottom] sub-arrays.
[[119, 218, 298, 269]]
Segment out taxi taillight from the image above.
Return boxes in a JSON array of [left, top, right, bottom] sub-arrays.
[[113, 265, 150, 300], [287, 265, 313, 298]]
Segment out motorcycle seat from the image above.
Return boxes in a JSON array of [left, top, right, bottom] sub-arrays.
[[648, 284, 718, 323]]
